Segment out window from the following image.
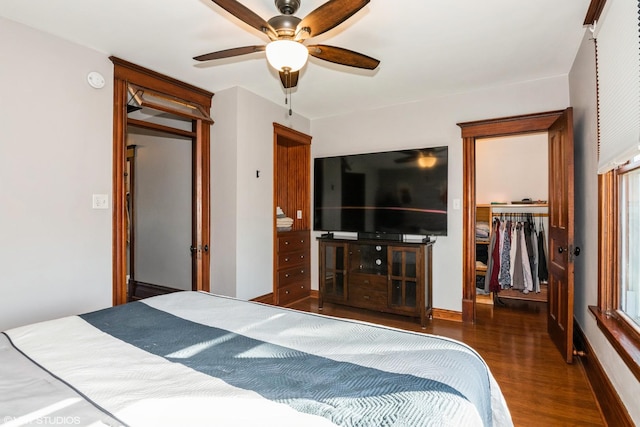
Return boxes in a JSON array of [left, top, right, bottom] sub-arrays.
[[592, 164, 640, 382], [588, 0, 640, 382], [619, 158, 640, 330]]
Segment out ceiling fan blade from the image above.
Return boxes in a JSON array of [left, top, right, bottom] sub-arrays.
[[193, 45, 265, 62], [394, 157, 416, 163], [307, 45, 379, 70], [297, 0, 369, 38], [279, 70, 299, 89], [210, 0, 277, 39]]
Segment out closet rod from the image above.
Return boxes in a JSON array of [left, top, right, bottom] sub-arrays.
[[490, 204, 548, 214], [492, 212, 549, 218]]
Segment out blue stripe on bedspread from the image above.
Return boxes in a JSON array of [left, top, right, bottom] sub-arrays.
[[81, 302, 490, 426]]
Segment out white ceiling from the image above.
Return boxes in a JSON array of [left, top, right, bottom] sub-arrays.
[[0, 0, 591, 119]]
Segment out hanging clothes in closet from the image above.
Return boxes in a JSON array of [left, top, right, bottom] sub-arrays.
[[483, 212, 547, 296], [484, 218, 502, 295], [537, 217, 549, 283]]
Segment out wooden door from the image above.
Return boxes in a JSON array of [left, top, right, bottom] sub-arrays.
[[547, 108, 576, 363]]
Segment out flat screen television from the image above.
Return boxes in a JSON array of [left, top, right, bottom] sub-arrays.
[[314, 146, 448, 237]]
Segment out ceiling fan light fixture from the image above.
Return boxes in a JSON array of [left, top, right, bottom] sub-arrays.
[[265, 40, 309, 72], [417, 154, 437, 168]]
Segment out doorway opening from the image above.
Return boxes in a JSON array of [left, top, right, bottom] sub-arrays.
[[474, 133, 550, 308], [126, 114, 194, 300]]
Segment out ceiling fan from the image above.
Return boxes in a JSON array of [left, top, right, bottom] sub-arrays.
[[394, 147, 448, 167], [194, 0, 380, 89]]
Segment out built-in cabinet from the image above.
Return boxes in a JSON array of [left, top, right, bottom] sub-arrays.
[[318, 238, 433, 327], [273, 123, 312, 305]]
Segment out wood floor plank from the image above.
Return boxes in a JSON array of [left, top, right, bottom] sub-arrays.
[[286, 297, 605, 427]]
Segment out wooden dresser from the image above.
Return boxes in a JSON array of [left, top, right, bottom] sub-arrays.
[[275, 230, 311, 305]]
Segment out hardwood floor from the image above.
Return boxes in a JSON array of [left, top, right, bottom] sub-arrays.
[[287, 297, 605, 427]]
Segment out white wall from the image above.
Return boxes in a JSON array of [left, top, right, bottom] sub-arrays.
[[476, 134, 548, 204], [311, 76, 571, 312], [210, 88, 239, 297], [569, 31, 640, 423], [211, 87, 310, 299], [0, 18, 113, 330]]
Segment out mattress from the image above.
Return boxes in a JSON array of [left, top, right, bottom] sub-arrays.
[[0, 291, 512, 426]]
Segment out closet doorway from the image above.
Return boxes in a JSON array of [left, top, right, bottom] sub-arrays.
[[474, 133, 549, 305], [111, 57, 213, 305], [458, 108, 577, 363]]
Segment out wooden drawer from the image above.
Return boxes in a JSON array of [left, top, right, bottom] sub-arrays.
[[278, 231, 309, 253], [348, 283, 387, 310], [348, 273, 387, 292], [278, 281, 310, 305], [277, 248, 309, 269], [278, 264, 310, 287]]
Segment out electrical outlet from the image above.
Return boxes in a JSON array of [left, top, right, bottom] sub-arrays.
[[296, 210, 303, 219], [92, 194, 109, 209]]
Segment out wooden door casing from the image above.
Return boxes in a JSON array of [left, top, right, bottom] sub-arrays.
[[111, 57, 213, 305], [458, 108, 576, 363]]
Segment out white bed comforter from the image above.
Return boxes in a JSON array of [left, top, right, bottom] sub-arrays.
[[0, 291, 513, 427]]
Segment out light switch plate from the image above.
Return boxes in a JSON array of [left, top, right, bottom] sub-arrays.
[[92, 194, 109, 209]]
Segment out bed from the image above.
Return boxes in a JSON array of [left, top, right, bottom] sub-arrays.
[[0, 291, 513, 426]]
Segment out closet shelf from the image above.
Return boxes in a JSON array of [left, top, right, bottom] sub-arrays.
[[479, 203, 548, 208]]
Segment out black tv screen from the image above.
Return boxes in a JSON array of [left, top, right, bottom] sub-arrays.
[[314, 146, 448, 236]]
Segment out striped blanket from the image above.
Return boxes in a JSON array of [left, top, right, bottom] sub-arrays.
[[0, 292, 512, 426]]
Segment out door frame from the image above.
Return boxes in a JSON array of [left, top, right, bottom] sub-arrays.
[[111, 57, 213, 305], [457, 110, 565, 323]]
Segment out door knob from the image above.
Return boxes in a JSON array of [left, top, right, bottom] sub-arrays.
[[558, 246, 581, 256]]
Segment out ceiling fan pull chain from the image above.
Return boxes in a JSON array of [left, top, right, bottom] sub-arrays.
[[284, 69, 290, 106], [282, 69, 292, 116]]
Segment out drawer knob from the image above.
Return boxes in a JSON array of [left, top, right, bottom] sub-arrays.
[[300, 255, 305, 259], [285, 274, 290, 278], [285, 241, 289, 245], [285, 257, 290, 262], [285, 290, 290, 294], [300, 270, 305, 274], [363, 295, 370, 300]]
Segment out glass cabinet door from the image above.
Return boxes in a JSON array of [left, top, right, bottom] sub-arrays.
[[389, 247, 419, 312], [321, 243, 347, 302]]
